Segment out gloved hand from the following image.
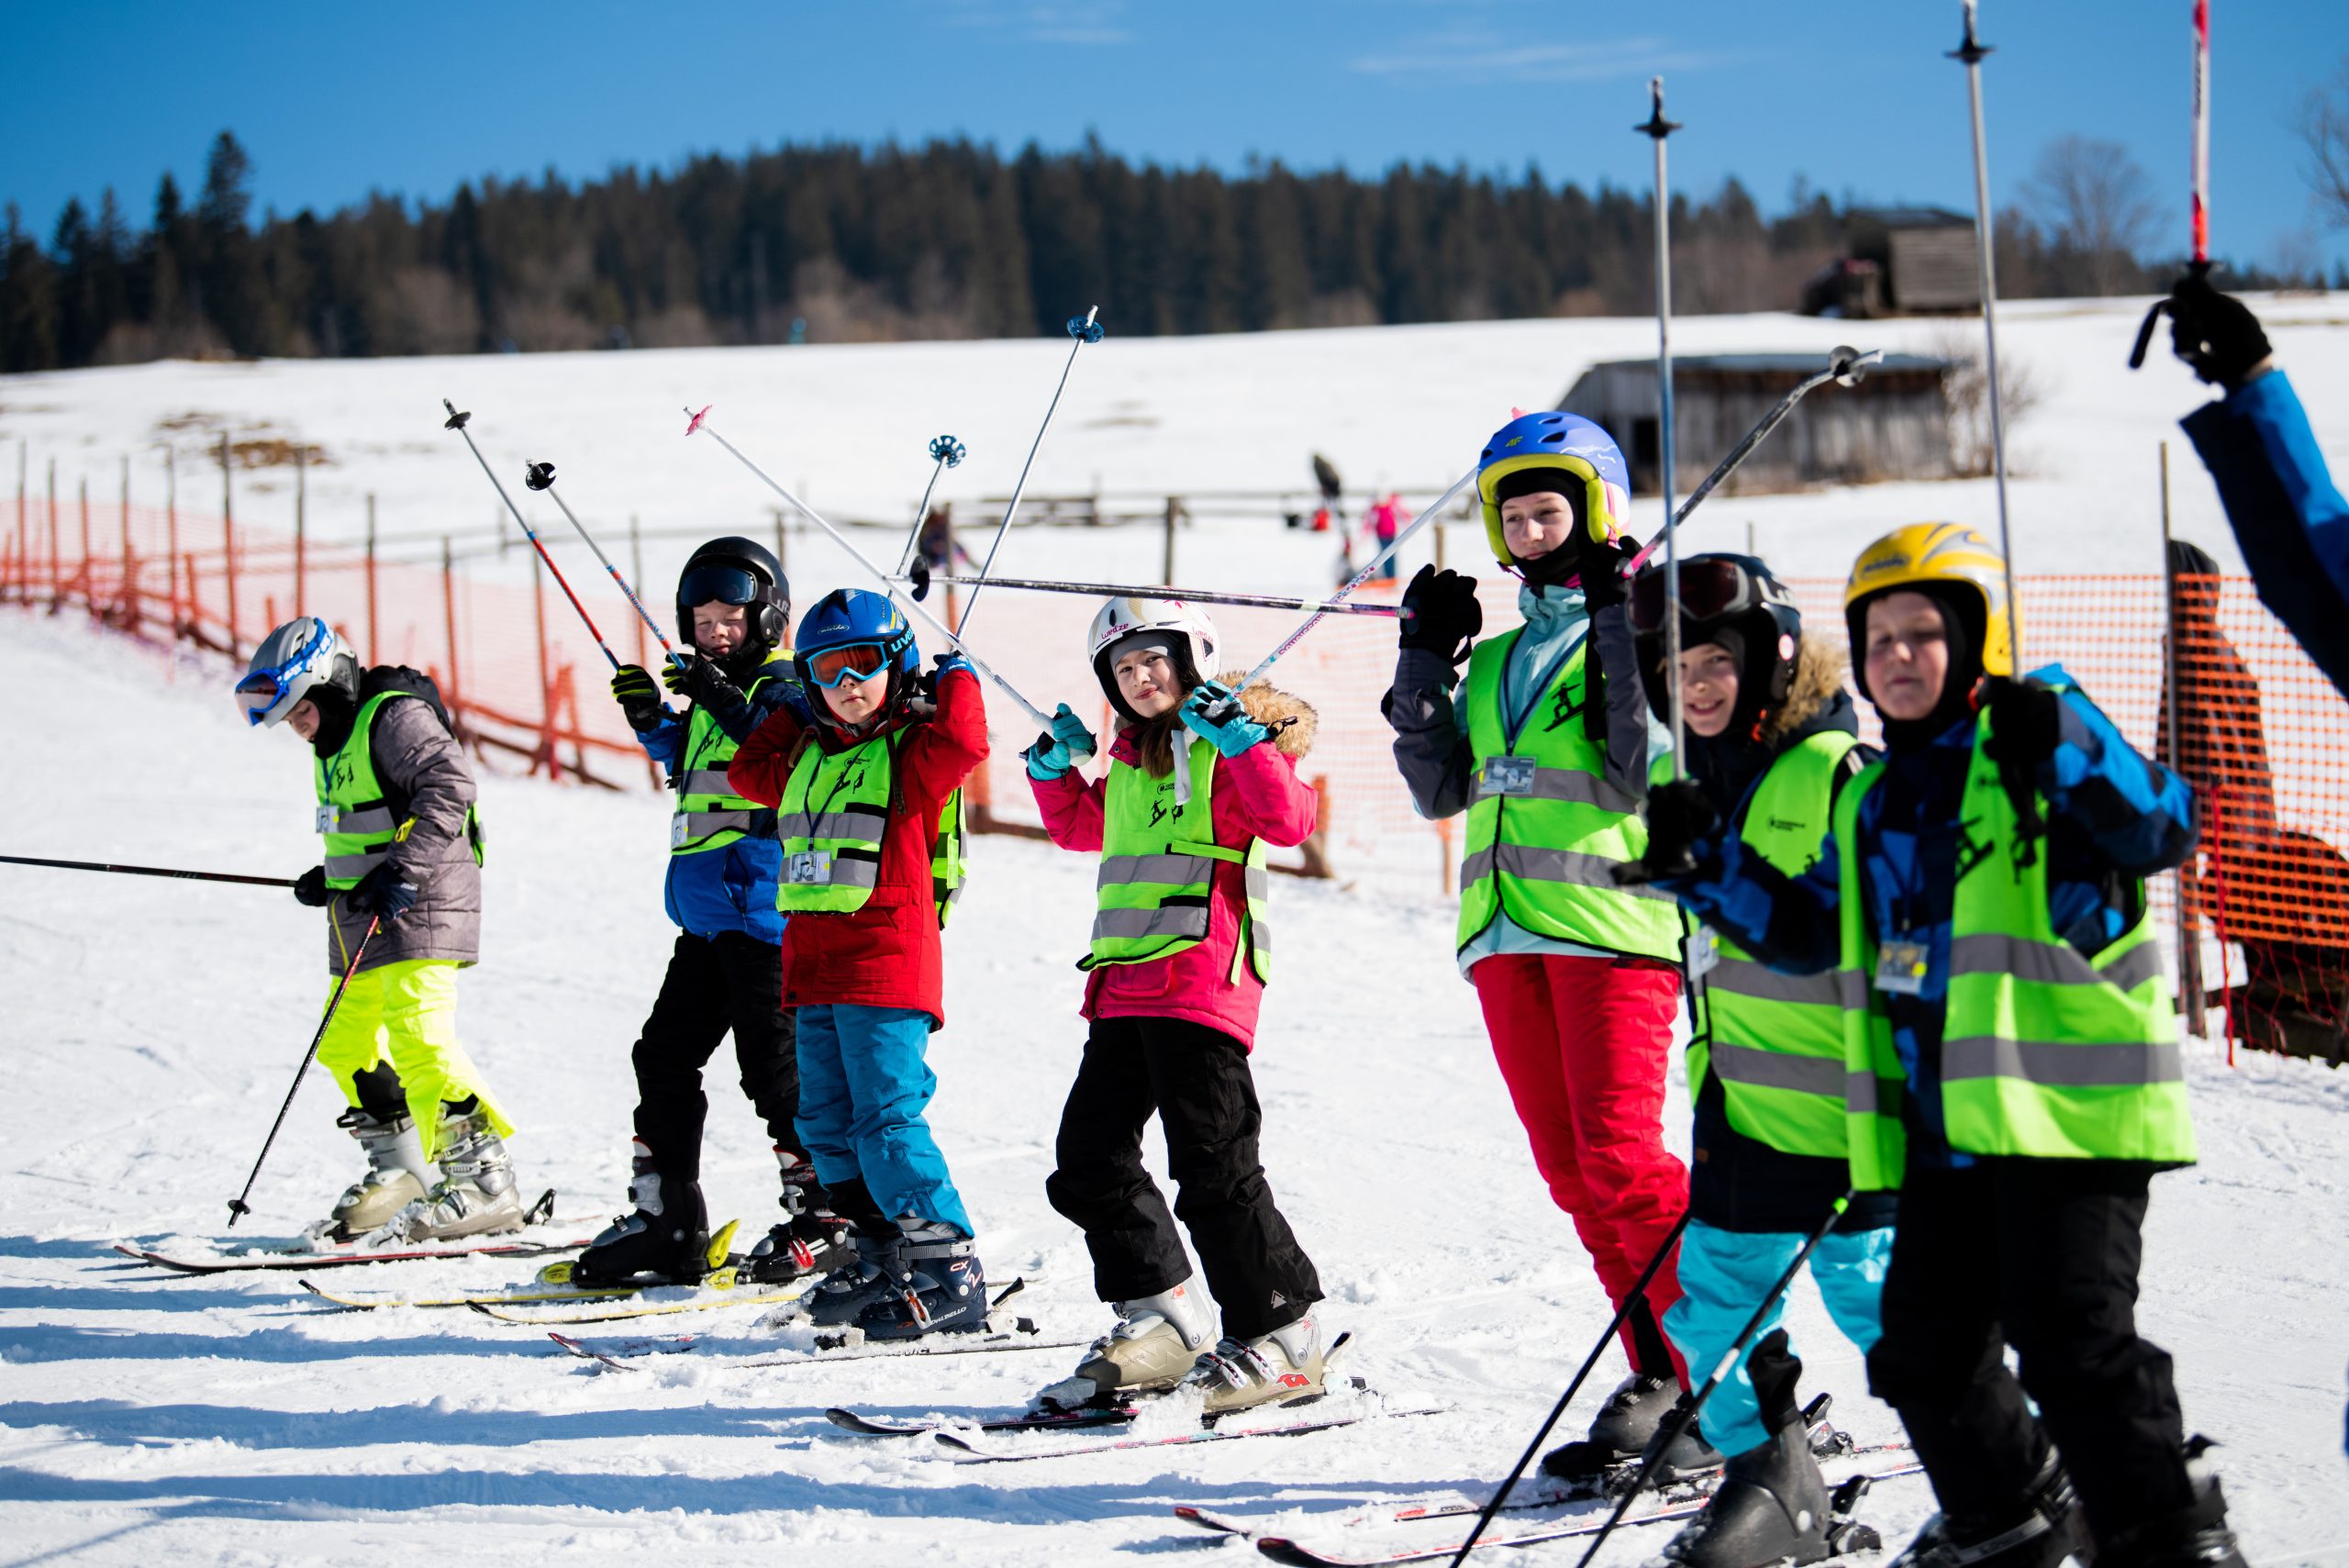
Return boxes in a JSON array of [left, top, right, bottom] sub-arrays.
[[293, 865, 329, 907], [350, 862, 419, 922], [1981, 677, 2064, 772], [662, 653, 742, 711], [610, 664, 665, 732], [1397, 564, 1483, 665], [1024, 702, 1099, 781], [918, 651, 974, 701], [1578, 536, 1640, 611], [1178, 680, 1272, 758], [2166, 273, 2271, 390], [1625, 778, 1721, 884]]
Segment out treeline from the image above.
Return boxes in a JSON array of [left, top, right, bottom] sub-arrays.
[[0, 129, 2262, 373]]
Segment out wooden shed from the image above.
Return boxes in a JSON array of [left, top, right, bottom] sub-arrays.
[[1803, 207, 1980, 317], [1557, 352, 1955, 496]]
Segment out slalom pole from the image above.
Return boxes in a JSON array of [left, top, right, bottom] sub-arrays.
[[1446, 1206, 1696, 1568], [226, 916, 382, 1227], [681, 406, 1054, 728], [893, 572, 1406, 618], [1640, 76, 1688, 781], [956, 308, 1105, 631], [2128, 0, 2218, 368], [0, 853, 295, 888], [520, 461, 688, 674], [440, 403, 622, 671], [1950, 0, 2024, 663], [1571, 1193, 1857, 1568], [896, 433, 968, 589]]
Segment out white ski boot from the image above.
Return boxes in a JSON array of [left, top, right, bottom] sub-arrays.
[[307, 1107, 431, 1244], [1181, 1312, 1326, 1416], [374, 1104, 524, 1242], [1038, 1281, 1217, 1410]]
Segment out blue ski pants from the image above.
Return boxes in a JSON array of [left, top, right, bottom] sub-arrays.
[[793, 1003, 974, 1238], [1663, 1218, 1891, 1458]]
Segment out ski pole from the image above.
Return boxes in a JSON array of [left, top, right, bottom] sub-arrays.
[[520, 461, 689, 676], [0, 853, 295, 888], [681, 406, 1055, 728], [2128, 0, 2217, 369], [440, 402, 622, 672], [226, 916, 383, 1228], [1640, 76, 1688, 782], [892, 573, 1408, 619], [1446, 1206, 1696, 1568], [1570, 1192, 1856, 1568], [956, 307, 1105, 631], [1949, 0, 2024, 664], [896, 433, 968, 592]]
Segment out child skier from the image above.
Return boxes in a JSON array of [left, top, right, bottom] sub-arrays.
[[237, 617, 519, 1242], [726, 588, 988, 1340], [1640, 524, 2245, 1568], [1621, 554, 1889, 1566], [1020, 598, 1328, 1416], [1383, 413, 1695, 1477], [577, 537, 849, 1287]]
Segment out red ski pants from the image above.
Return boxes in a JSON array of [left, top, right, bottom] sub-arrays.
[[1474, 952, 1689, 1382]]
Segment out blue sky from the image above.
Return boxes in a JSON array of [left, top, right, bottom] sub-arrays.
[[4, 0, 2343, 274]]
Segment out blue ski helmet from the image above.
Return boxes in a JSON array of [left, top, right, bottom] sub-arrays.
[[793, 588, 918, 698], [1476, 412, 1631, 567]]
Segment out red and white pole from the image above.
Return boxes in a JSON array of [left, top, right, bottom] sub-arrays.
[[2190, 0, 2210, 266]]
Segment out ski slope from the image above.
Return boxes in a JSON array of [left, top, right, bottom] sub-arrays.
[[3, 590, 2347, 1562]]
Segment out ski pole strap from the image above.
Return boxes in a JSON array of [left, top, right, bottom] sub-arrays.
[[0, 854, 296, 888]]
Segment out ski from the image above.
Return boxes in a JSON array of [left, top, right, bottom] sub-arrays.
[[827, 1403, 1140, 1438], [114, 1191, 577, 1272], [468, 1273, 817, 1326], [558, 1322, 1085, 1371], [301, 1218, 748, 1312], [934, 1403, 1445, 1465]]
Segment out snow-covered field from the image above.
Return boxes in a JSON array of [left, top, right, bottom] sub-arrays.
[[3, 591, 2347, 1564]]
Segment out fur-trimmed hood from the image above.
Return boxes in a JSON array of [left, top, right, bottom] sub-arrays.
[[1761, 639, 1852, 748]]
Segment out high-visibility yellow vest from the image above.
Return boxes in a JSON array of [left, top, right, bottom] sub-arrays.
[[1689, 731, 1861, 1159], [316, 692, 408, 889], [774, 728, 964, 927], [1835, 684, 2194, 1192], [671, 662, 783, 856], [1081, 739, 1270, 983], [1456, 630, 1683, 960]]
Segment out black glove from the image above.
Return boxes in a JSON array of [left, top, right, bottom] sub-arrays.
[[350, 862, 419, 922], [662, 653, 742, 711], [2166, 273, 2271, 390], [1627, 778, 1722, 884], [293, 865, 329, 907], [1578, 537, 1639, 611], [1397, 564, 1483, 664], [610, 664, 664, 733], [1980, 677, 2064, 772]]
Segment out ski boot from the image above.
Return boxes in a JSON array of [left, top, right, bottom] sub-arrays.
[[310, 1107, 429, 1243], [574, 1140, 712, 1285], [379, 1102, 526, 1242], [743, 1148, 854, 1285], [1637, 1393, 1726, 1485], [852, 1221, 988, 1340], [1037, 1281, 1216, 1410], [1888, 1450, 2087, 1568], [1181, 1312, 1326, 1416], [2092, 1444, 2248, 1568], [807, 1229, 910, 1328], [1541, 1372, 1679, 1481], [1662, 1411, 1835, 1567]]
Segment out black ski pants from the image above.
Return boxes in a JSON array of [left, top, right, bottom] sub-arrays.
[[1046, 1016, 1321, 1340], [1867, 1158, 2197, 1544], [630, 931, 804, 1181]]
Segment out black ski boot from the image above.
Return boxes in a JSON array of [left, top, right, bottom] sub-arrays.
[[1541, 1372, 1678, 1480], [573, 1140, 710, 1285], [2091, 1453, 2248, 1568], [743, 1148, 854, 1285], [1889, 1450, 2088, 1568], [1639, 1392, 1727, 1485], [852, 1221, 988, 1341], [806, 1229, 909, 1328], [1663, 1416, 1832, 1565]]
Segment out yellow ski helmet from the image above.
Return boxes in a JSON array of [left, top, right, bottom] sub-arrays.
[[1842, 523, 2014, 695]]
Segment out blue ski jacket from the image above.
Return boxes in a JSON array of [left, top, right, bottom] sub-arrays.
[[1658, 668, 2196, 1171], [635, 666, 811, 944]]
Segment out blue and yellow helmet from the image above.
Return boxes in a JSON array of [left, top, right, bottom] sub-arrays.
[[1476, 412, 1631, 567]]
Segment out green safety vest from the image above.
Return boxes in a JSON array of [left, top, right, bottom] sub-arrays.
[[315, 691, 484, 889], [671, 664, 782, 856], [1688, 731, 1861, 1159], [1456, 630, 1684, 961], [1081, 739, 1270, 983], [773, 728, 965, 928], [1835, 685, 2195, 1192]]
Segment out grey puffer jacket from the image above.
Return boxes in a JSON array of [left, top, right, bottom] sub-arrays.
[[326, 695, 482, 974]]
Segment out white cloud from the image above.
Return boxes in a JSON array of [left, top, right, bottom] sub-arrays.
[[1349, 31, 1730, 83]]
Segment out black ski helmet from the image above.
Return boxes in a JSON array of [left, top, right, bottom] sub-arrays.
[[1629, 552, 1804, 732], [676, 537, 791, 657]]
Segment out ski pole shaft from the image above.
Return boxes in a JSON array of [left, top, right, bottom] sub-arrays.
[[440, 402, 622, 672], [226, 916, 382, 1228], [892, 573, 1407, 618], [1447, 1205, 1696, 1568], [2191, 0, 2210, 266], [1951, 1, 2023, 664], [1642, 76, 1687, 782], [0, 853, 296, 888], [1238, 468, 1478, 695], [522, 462, 687, 673], [1570, 1193, 1854, 1568], [895, 435, 967, 577], [959, 307, 1103, 634], [682, 407, 1054, 728]]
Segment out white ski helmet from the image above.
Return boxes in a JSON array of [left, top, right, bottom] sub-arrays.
[[237, 616, 360, 728], [1087, 596, 1219, 720]]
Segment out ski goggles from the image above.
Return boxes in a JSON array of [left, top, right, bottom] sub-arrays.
[[678, 563, 763, 609], [234, 622, 332, 726], [804, 641, 892, 688], [1629, 557, 1767, 635]]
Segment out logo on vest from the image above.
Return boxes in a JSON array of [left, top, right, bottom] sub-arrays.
[[1543, 677, 1587, 733]]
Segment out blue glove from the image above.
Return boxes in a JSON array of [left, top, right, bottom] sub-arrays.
[[1024, 702, 1099, 781], [351, 862, 419, 922], [1178, 681, 1271, 758]]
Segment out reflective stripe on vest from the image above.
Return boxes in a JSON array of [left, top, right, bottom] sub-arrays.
[[317, 691, 406, 887], [673, 665, 785, 856], [1084, 737, 1271, 981], [1455, 630, 1683, 961], [1687, 730, 1860, 1160]]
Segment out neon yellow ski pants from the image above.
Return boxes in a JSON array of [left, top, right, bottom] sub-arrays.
[[317, 959, 514, 1161]]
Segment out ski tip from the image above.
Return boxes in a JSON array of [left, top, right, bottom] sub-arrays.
[[932, 1429, 980, 1452], [1252, 1538, 1317, 1567]]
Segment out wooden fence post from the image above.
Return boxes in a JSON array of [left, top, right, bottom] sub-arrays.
[[219, 432, 239, 660], [46, 456, 59, 604], [119, 454, 136, 633], [441, 537, 462, 720], [78, 475, 90, 609], [365, 495, 379, 664], [294, 442, 306, 614], [1163, 495, 1180, 583], [165, 447, 181, 636], [531, 545, 557, 780]]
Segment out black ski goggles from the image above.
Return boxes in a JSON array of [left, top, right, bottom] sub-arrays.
[[678, 563, 762, 609], [1629, 557, 1767, 635]]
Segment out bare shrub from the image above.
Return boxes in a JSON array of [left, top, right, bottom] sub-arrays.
[[1928, 328, 2047, 478]]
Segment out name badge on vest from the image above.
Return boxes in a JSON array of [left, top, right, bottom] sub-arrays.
[[1481, 756, 1538, 796], [671, 816, 691, 849], [315, 805, 337, 834], [1876, 940, 1931, 996], [786, 850, 833, 885], [1686, 925, 1720, 980]]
